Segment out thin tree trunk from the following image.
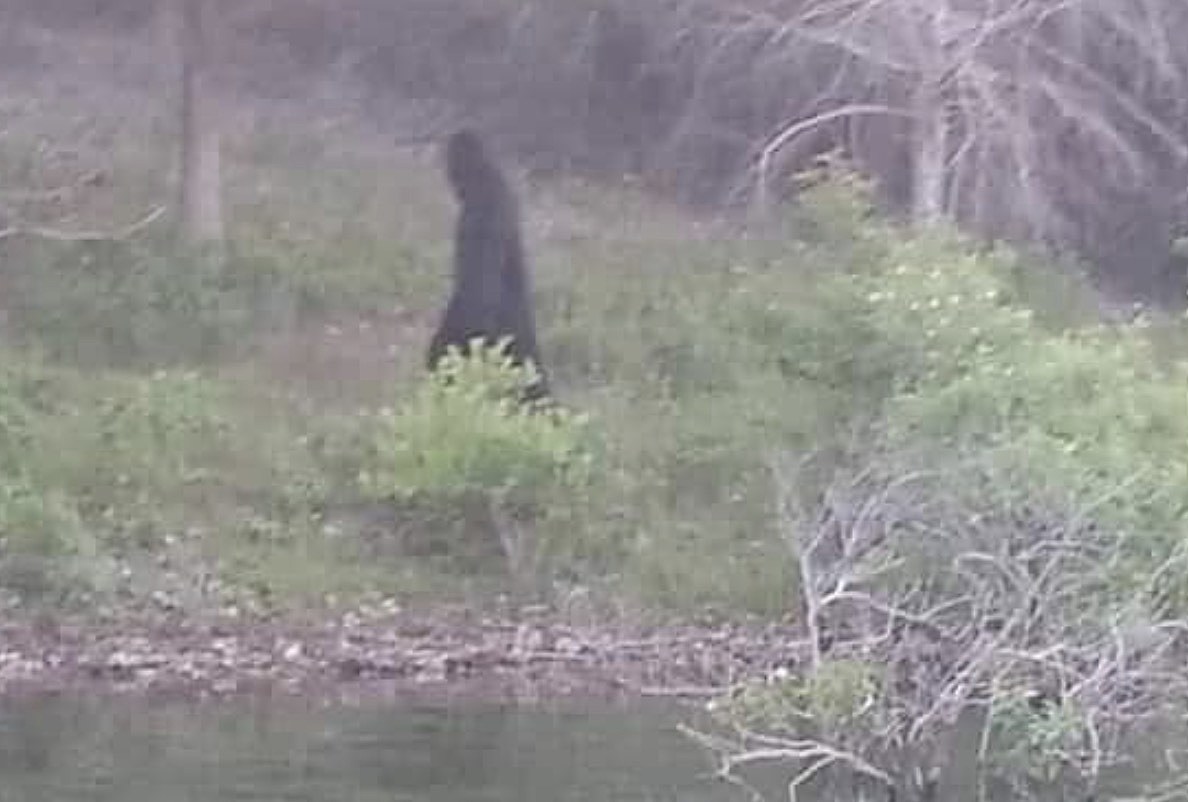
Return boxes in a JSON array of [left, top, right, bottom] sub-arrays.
[[911, 82, 948, 227], [178, 0, 223, 247]]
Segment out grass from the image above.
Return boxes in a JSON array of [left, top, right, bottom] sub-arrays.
[[4, 47, 1188, 625]]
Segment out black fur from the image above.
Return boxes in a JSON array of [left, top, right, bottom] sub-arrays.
[[427, 129, 551, 403]]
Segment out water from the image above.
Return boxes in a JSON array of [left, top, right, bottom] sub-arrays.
[[0, 693, 737, 802]]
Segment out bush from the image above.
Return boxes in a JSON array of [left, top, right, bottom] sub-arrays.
[[743, 191, 1188, 607], [360, 340, 595, 508], [693, 437, 1188, 802], [686, 189, 1188, 800], [0, 349, 318, 604], [349, 342, 597, 579], [852, 236, 1188, 605]]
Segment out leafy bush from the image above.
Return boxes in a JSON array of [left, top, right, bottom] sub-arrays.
[[360, 341, 595, 510], [728, 186, 1188, 608], [847, 235, 1188, 605], [0, 348, 315, 603], [347, 342, 600, 579], [685, 186, 1188, 799]]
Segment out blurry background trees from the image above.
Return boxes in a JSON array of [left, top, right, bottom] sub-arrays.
[[9, 0, 1188, 307], [174, 0, 224, 248]]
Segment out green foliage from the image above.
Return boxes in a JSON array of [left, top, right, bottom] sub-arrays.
[[788, 155, 885, 253], [701, 199, 1188, 613], [689, 193, 1188, 797], [360, 340, 595, 508], [534, 220, 865, 610], [4, 106, 1188, 625], [91, 371, 233, 476], [0, 359, 101, 601], [859, 236, 1035, 392], [0, 348, 323, 605], [3, 238, 291, 367], [988, 690, 1086, 786], [0, 480, 84, 559], [13, 40, 1188, 802], [713, 659, 883, 733], [854, 235, 1188, 603], [56, 370, 242, 550], [0, 478, 98, 603], [230, 231, 433, 320]]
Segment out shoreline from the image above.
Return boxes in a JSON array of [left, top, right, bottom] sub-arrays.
[[0, 605, 804, 705]]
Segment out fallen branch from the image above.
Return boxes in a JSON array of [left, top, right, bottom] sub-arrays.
[[640, 684, 721, 698], [0, 205, 166, 243], [0, 169, 110, 204]]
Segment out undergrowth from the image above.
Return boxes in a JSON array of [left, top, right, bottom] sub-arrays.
[[0, 115, 1187, 627]]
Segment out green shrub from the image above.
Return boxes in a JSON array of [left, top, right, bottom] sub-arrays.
[[859, 235, 1035, 393], [853, 237, 1188, 603], [713, 657, 883, 733], [987, 688, 1087, 787], [360, 341, 595, 510]]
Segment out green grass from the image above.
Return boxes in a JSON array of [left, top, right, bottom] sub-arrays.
[[4, 91, 1188, 622]]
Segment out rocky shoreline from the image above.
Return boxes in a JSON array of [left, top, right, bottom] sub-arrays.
[[0, 605, 806, 704]]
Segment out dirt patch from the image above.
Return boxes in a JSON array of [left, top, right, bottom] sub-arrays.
[[0, 605, 805, 704]]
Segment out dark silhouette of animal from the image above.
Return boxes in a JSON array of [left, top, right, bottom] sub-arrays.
[[427, 129, 551, 404]]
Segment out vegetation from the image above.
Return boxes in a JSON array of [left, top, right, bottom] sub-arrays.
[[6, 16, 1188, 797], [681, 187, 1188, 801], [2, 124, 1188, 612], [161, 0, 1188, 304]]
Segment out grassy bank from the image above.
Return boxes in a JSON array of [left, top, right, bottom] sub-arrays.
[[8, 44, 1188, 799], [2, 90, 1188, 625]]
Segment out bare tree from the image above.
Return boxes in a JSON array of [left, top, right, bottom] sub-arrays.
[[686, 446, 1188, 802], [124, 0, 1188, 298], [176, 0, 224, 248], [711, 0, 1188, 297]]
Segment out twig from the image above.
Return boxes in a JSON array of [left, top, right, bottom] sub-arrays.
[[640, 684, 721, 698], [0, 205, 166, 243]]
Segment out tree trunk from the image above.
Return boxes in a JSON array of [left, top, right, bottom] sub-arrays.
[[178, 0, 223, 247], [910, 82, 948, 227]]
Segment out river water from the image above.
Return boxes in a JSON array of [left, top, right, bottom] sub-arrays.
[[1, 692, 1170, 801], [0, 693, 739, 801]]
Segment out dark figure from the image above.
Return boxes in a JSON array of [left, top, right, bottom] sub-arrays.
[[427, 129, 551, 403]]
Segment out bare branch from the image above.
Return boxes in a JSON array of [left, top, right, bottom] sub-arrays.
[[0, 205, 166, 244]]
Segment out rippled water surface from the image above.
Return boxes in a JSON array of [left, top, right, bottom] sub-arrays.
[[0, 693, 737, 801]]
